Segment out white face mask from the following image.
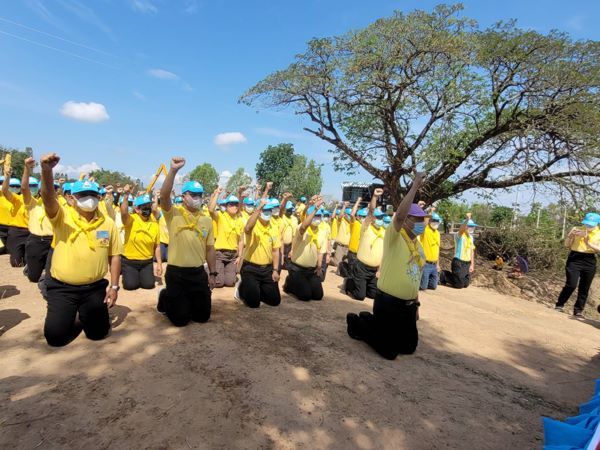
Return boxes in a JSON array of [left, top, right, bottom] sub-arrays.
[[324, 217, 330, 223], [467, 227, 476, 234], [430, 222, 440, 230], [312, 218, 321, 226], [245, 206, 255, 214], [260, 212, 272, 222], [272, 208, 280, 216], [76, 195, 99, 212], [184, 195, 202, 210]]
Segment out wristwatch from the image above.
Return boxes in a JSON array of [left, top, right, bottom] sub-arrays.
[[209, 272, 218, 277], [111, 285, 120, 292]]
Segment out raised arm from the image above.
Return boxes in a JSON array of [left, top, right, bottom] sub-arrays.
[[280, 192, 292, 218], [393, 172, 425, 232], [208, 187, 223, 220], [365, 188, 383, 227], [349, 197, 362, 223], [160, 157, 185, 212], [458, 212, 472, 237], [39, 153, 61, 219], [21, 157, 36, 205], [298, 197, 323, 235], [120, 184, 133, 226], [245, 198, 268, 234]]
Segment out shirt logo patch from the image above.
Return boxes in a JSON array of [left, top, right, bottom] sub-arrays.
[[96, 230, 109, 246]]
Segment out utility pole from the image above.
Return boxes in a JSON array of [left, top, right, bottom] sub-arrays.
[[561, 205, 567, 239], [536, 206, 541, 229], [511, 189, 519, 229]]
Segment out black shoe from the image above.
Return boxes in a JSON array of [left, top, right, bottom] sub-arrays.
[[156, 289, 167, 315], [574, 310, 584, 318], [439, 271, 446, 285], [554, 305, 564, 312], [346, 313, 362, 340]]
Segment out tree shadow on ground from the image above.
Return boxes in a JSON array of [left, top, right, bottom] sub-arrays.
[[0, 285, 20, 300], [0, 309, 30, 337], [1, 279, 600, 449]]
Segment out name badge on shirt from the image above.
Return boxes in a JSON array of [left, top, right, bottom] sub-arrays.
[[96, 230, 110, 247]]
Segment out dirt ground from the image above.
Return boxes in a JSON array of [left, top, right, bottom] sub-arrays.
[[1, 254, 600, 450]]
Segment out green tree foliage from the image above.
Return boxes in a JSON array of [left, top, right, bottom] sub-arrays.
[[281, 155, 323, 198], [490, 206, 513, 227], [241, 4, 600, 206], [255, 143, 296, 196], [1, 146, 33, 179], [188, 163, 219, 193], [89, 169, 135, 187], [226, 167, 252, 193]]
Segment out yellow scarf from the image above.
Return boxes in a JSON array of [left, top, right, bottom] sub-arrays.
[[400, 228, 425, 269], [68, 208, 105, 249], [370, 224, 385, 248], [176, 208, 204, 236], [307, 225, 320, 251]]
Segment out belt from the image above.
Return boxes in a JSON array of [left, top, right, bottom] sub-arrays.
[[30, 233, 53, 240], [426, 260, 438, 264], [243, 260, 272, 269]]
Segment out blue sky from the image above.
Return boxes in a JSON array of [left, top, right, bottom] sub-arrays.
[[0, 0, 598, 205]]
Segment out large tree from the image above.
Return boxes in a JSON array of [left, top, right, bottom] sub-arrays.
[[226, 167, 252, 193], [89, 168, 135, 186], [188, 163, 219, 193], [1, 146, 34, 179], [241, 4, 600, 206], [281, 155, 323, 198], [255, 143, 296, 196]]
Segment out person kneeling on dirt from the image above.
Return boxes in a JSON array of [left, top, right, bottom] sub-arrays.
[[440, 213, 476, 289], [418, 212, 442, 290], [39, 154, 122, 347], [555, 212, 600, 317], [346, 173, 427, 360], [157, 157, 217, 326], [283, 199, 327, 301], [344, 189, 386, 300]]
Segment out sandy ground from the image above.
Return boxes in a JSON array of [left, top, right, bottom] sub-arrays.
[[1, 254, 600, 450]]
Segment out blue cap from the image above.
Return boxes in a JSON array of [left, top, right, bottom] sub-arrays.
[[243, 197, 255, 205], [119, 194, 134, 204], [72, 180, 100, 195], [0, 176, 3, 182], [182, 180, 204, 194], [463, 219, 478, 227], [383, 215, 391, 224], [285, 200, 294, 210], [174, 196, 183, 204], [62, 182, 73, 193], [134, 194, 152, 207], [431, 212, 442, 222], [323, 209, 331, 216], [300, 196, 307, 202], [9, 177, 20, 187], [335, 209, 341, 215], [582, 212, 600, 227], [224, 195, 239, 204], [262, 199, 275, 211], [307, 205, 317, 215], [357, 208, 368, 218], [269, 198, 280, 208], [28, 176, 39, 187], [373, 208, 384, 218], [217, 199, 226, 205], [316, 208, 325, 216], [344, 208, 352, 215], [99, 187, 107, 195]]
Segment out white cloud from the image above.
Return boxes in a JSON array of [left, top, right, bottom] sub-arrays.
[[219, 170, 232, 187], [133, 91, 146, 101], [130, 0, 157, 14], [60, 101, 109, 123], [214, 132, 247, 148], [55, 162, 101, 177], [147, 68, 179, 80]]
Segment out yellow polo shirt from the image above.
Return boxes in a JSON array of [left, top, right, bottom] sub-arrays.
[[123, 214, 160, 260], [377, 226, 424, 301], [214, 211, 244, 251], [357, 223, 385, 267], [348, 220, 362, 253], [49, 206, 121, 285], [27, 198, 53, 237], [455, 232, 475, 262], [6, 193, 29, 229], [331, 217, 338, 240], [281, 215, 297, 245], [241, 209, 250, 223], [336, 218, 351, 246], [419, 225, 441, 262], [243, 219, 281, 265], [571, 227, 600, 253], [164, 206, 214, 268], [291, 225, 327, 268], [158, 213, 169, 245], [271, 215, 283, 238], [318, 220, 331, 241], [0, 194, 12, 226]]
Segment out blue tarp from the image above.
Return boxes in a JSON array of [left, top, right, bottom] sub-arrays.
[[543, 380, 600, 450]]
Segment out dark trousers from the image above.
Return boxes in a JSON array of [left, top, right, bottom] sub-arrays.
[[215, 249, 238, 287], [159, 243, 168, 262], [7, 226, 30, 267], [346, 259, 378, 300], [284, 262, 323, 301], [121, 256, 155, 290], [556, 251, 597, 313], [338, 250, 356, 278], [442, 258, 471, 289], [239, 262, 281, 308], [352, 289, 419, 360], [159, 265, 211, 326], [280, 243, 292, 271], [25, 234, 52, 282], [0, 224, 8, 254], [44, 278, 110, 347], [320, 253, 328, 282]]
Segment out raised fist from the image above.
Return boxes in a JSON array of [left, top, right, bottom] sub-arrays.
[[171, 157, 186, 170], [123, 184, 132, 194], [373, 188, 384, 197], [40, 153, 60, 169], [25, 157, 36, 169], [265, 181, 273, 190]]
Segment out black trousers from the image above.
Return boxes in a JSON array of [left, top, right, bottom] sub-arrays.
[[338, 250, 357, 278], [44, 277, 110, 347], [0, 224, 8, 254], [7, 226, 30, 267], [215, 249, 238, 288], [320, 253, 328, 282], [442, 258, 471, 289], [556, 251, 597, 313], [352, 289, 419, 360], [239, 262, 281, 308], [159, 265, 211, 326], [121, 256, 155, 290], [284, 262, 323, 301], [346, 259, 378, 300], [25, 234, 52, 282]]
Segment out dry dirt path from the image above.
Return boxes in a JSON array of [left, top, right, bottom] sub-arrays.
[[1, 254, 599, 449]]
